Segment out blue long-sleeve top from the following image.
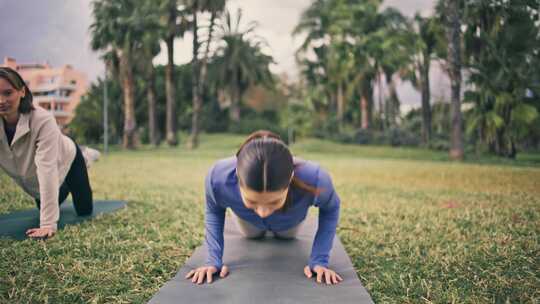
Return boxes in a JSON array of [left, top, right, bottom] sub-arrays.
[[204, 157, 340, 270]]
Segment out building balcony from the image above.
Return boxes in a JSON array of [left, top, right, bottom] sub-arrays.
[[33, 95, 71, 103], [50, 110, 71, 117], [33, 83, 77, 93]]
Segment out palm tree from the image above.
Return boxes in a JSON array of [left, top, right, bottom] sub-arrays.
[[328, 41, 355, 130], [159, 0, 189, 146], [125, 1, 163, 147], [347, 0, 381, 130], [295, 0, 412, 131], [213, 9, 274, 123], [461, 0, 540, 157], [294, 0, 363, 130], [442, 0, 464, 160], [296, 46, 333, 122], [90, 0, 149, 149], [404, 14, 446, 144], [371, 8, 412, 129], [139, 32, 162, 146], [356, 67, 375, 129], [187, 0, 226, 149]]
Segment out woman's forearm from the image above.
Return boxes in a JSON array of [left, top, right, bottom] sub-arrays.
[[205, 207, 226, 268], [309, 202, 339, 268], [35, 117, 61, 230]]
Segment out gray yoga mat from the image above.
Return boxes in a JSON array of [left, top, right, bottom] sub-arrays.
[[0, 200, 126, 240], [149, 216, 373, 304]]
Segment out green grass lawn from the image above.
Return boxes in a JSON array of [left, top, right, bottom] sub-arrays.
[[1, 134, 539, 303]]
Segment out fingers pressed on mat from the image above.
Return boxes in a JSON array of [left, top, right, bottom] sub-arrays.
[[316, 269, 323, 283], [191, 272, 199, 283], [207, 269, 213, 283], [220, 265, 229, 278], [197, 271, 205, 284], [304, 266, 312, 278], [325, 271, 332, 285]]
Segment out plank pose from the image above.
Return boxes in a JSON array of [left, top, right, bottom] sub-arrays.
[[0, 67, 93, 239], [187, 130, 342, 285]]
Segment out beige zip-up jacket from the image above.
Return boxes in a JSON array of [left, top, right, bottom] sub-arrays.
[[0, 106, 76, 231]]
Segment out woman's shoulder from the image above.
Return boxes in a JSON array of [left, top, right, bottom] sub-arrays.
[[28, 105, 56, 127], [293, 157, 321, 186], [210, 156, 236, 172], [207, 157, 237, 186], [294, 157, 334, 187]]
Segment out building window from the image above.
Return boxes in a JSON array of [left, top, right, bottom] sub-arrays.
[[70, 80, 77, 85], [58, 89, 73, 97]]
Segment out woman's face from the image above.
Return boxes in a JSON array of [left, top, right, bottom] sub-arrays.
[[239, 185, 289, 218], [0, 77, 24, 118]]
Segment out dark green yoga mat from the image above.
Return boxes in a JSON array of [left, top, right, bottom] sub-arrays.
[[0, 200, 126, 240]]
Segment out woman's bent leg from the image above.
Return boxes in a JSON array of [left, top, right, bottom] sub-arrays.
[[273, 220, 305, 239], [64, 143, 93, 216]]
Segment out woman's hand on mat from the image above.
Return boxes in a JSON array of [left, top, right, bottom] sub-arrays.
[[185, 265, 229, 284], [304, 265, 343, 285], [26, 227, 56, 239]]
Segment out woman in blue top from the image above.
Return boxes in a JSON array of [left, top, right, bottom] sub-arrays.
[[186, 130, 342, 285]]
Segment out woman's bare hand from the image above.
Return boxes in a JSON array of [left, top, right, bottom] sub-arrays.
[[304, 265, 343, 285], [185, 265, 229, 284], [26, 227, 56, 239]]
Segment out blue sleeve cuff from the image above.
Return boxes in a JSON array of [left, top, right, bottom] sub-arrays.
[[309, 258, 329, 270], [206, 261, 223, 270]]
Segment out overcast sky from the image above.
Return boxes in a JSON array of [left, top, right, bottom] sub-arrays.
[[0, 0, 443, 107]]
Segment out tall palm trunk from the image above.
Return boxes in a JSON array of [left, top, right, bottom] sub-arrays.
[[188, 6, 201, 149], [361, 94, 368, 129], [336, 82, 344, 130], [497, 107, 516, 158], [165, 8, 178, 146], [229, 70, 241, 122], [360, 77, 373, 129], [386, 76, 399, 127], [118, 49, 137, 149], [189, 10, 218, 149], [445, 0, 463, 160], [229, 86, 241, 122], [199, 11, 216, 96], [147, 65, 158, 146], [377, 70, 384, 130], [420, 56, 432, 145], [365, 81, 374, 130]]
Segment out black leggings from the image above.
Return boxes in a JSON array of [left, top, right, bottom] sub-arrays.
[[35, 143, 93, 216]]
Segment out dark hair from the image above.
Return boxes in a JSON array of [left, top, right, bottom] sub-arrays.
[[0, 67, 34, 113], [236, 130, 320, 210]]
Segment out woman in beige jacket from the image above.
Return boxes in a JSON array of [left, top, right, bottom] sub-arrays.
[[0, 67, 93, 239]]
